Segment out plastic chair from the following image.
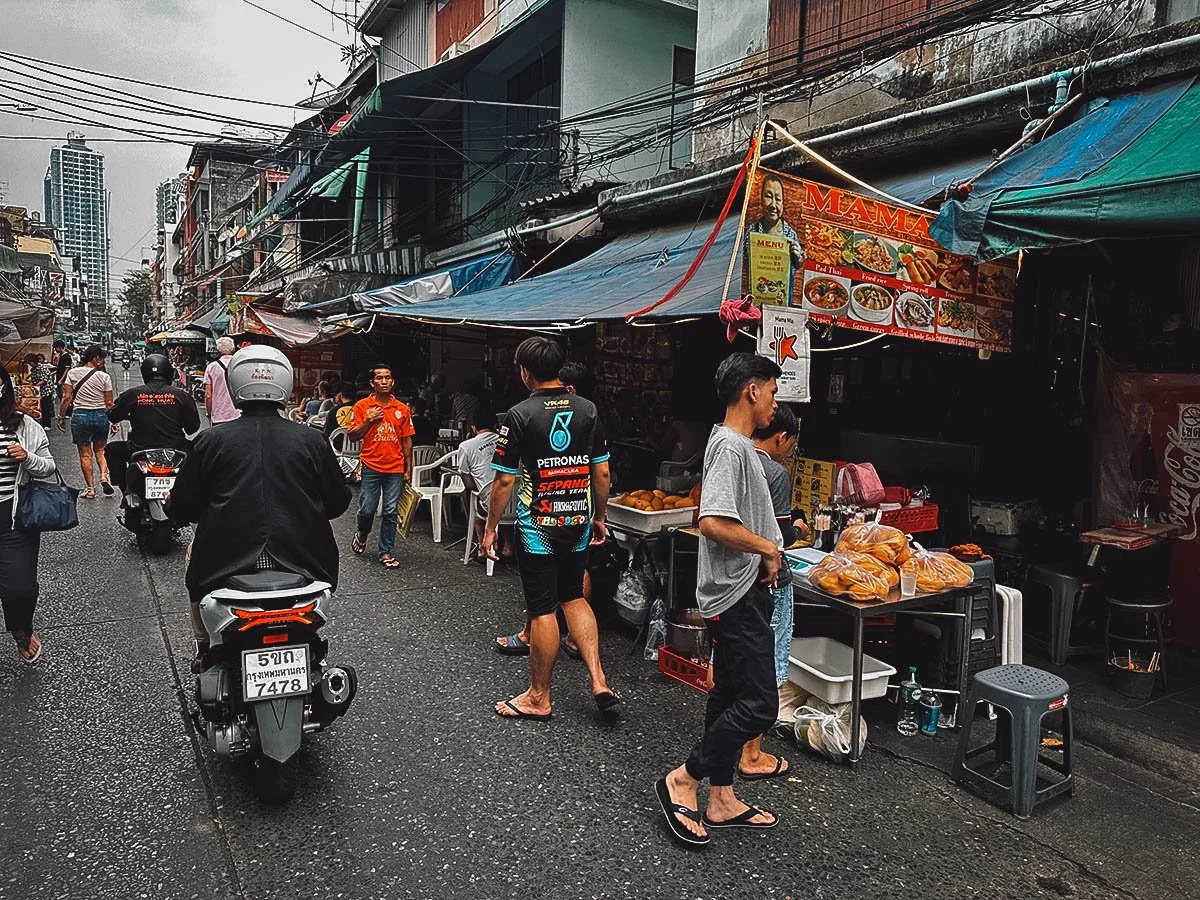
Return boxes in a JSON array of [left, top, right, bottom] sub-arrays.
[[328, 427, 362, 479], [411, 449, 465, 543], [953, 664, 1075, 819], [1025, 563, 1102, 665], [463, 488, 518, 576]]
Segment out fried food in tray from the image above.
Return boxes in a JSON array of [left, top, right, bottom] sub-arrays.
[[612, 489, 696, 512], [808, 552, 892, 601], [899, 549, 974, 592], [835, 523, 913, 565]]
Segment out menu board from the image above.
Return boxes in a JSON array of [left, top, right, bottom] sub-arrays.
[[742, 168, 1017, 353], [788, 455, 836, 518]]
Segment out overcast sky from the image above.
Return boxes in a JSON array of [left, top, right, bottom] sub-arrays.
[[0, 0, 354, 295]]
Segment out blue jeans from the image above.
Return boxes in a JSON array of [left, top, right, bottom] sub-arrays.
[[769, 583, 794, 684], [357, 467, 406, 556]]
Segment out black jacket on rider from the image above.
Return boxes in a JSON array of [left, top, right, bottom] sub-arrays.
[[165, 405, 352, 603], [108, 381, 200, 452]]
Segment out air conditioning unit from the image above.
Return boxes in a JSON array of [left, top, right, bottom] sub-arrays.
[[439, 41, 470, 62]]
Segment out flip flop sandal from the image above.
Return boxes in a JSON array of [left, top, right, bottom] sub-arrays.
[[702, 806, 779, 830], [351, 533, 365, 555], [593, 690, 623, 719], [738, 755, 790, 781], [654, 778, 710, 847], [16, 634, 42, 665], [495, 632, 530, 656], [496, 699, 552, 721], [379, 554, 401, 568], [560, 639, 583, 660], [100, 479, 114, 496], [81, 488, 96, 500]]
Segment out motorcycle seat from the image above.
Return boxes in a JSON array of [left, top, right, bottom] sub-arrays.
[[224, 572, 312, 592]]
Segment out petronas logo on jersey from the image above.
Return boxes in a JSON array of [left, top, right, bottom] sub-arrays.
[[549, 411, 574, 452]]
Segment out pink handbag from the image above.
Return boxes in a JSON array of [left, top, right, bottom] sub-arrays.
[[836, 463, 886, 506]]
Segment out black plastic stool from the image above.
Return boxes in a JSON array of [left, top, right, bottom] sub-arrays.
[[953, 665, 1075, 819], [1105, 596, 1173, 690], [1026, 563, 1102, 665]]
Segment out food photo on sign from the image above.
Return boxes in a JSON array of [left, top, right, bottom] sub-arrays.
[[740, 167, 1019, 353]]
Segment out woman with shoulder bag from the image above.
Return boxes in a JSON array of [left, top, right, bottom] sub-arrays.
[[0, 364, 57, 663]]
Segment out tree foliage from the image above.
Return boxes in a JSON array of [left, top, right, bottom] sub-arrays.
[[118, 269, 153, 325]]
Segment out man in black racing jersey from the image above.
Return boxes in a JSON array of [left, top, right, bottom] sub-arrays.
[[483, 337, 620, 721]]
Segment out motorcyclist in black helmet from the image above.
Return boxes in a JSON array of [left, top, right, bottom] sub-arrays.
[[106, 354, 200, 497], [166, 346, 351, 666]]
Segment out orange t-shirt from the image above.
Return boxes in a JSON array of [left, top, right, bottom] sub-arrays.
[[352, 395, 416, 474]]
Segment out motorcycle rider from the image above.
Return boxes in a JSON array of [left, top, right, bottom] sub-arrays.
[[165, 346, 351, 667], [106, 354, 200, 498]]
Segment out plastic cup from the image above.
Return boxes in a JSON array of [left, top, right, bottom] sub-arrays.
[[900, 571, 917, 597]]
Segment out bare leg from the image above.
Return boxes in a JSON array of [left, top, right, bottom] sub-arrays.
[[560, 597, 609, 695], [496, 610, 557, 716], [706, 784, 776, 826], [93, 440, 109, 482], [738, 735, 787, 776], [77, 445, 94, 490], [664, 765, 707, 841]]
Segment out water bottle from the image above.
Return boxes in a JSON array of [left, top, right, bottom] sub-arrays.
[[920, 691, 942, 734], [897, 666, 922, 736]]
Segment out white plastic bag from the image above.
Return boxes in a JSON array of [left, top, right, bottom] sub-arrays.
[[793, 702, 867, 761]]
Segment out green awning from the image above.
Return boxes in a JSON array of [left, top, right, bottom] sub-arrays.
[[0, 245, 19, 275], [306, 155, 357, 200], [932, 79, 1200, 259]]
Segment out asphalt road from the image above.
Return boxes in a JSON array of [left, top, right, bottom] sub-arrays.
[[1, 367, 1197, 900]]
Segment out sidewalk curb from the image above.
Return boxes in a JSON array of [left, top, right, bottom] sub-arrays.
[[1071, 703, 1200, 785]]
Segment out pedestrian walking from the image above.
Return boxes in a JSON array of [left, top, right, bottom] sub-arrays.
[[654, 352, 784, 847], [53, 340, 73, 405], [483, 337, 620, 721], [203, 336, 241, 424], [739, 403, 802, 781], [347, 364, 414, 569], [58, 343, 114, 499], [0, 364, 57, 664], [34, 354, 57, 426]]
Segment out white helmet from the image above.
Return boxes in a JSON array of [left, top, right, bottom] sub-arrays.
[[226, 345, 293, 409]]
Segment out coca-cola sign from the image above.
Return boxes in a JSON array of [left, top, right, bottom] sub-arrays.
[[1163, 403, 1200, 541]]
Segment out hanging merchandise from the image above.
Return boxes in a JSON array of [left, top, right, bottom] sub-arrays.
[[739, 163, 1018, 353], [757, 305, 810, 402]]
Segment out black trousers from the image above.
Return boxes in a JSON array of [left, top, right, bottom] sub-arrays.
[[0, 502, 42, 636], [685, 583, 777, 787], [40, 395, 55, 427], [106, 441, 130, 494]]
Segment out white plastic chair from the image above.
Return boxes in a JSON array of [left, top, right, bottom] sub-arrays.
[[463, 488, 519, 576], [410, 448, 466, 543], [328, 427, 362, 479]]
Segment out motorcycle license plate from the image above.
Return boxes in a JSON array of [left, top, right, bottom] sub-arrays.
[[242, 645, 310, 701], [144, 476, 175, 500]]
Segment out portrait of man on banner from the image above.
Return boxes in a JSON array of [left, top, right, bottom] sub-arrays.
[[742, 171, 805, 306]]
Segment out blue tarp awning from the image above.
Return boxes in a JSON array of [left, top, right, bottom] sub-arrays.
[[297, 252, 518, 315], [931, 77, 1195, 259], [375, 219, 740, 326]]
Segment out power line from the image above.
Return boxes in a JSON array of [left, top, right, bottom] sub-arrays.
[[233, 0, 346, 48]]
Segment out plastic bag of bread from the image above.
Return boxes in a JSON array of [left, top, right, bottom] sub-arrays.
[[807, 552, 891, 601], [840, 550, 899, 589], [899, 547, 974, 592], [836, 522, 912, 565]]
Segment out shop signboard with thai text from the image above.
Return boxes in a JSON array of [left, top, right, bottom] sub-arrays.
[[742, 168, 1017, 353]]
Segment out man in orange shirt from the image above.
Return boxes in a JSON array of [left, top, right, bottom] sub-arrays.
[[348, 364, 415, 568]]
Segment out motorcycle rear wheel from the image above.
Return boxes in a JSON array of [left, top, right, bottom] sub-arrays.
[[147, 523, 174, 555], [253, 757, 298, 804]]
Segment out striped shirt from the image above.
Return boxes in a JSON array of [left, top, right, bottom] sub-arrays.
[[0, 424, 20, 504]]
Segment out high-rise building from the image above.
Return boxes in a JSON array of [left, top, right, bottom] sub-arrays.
[[156, 176, 185, 229], [44, 133, 109, 306]]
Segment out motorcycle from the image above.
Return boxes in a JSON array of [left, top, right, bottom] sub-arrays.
[[194, 571, 357, 803], [120, 447, 188, 555]]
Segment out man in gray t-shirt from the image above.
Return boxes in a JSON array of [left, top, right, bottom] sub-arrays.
[[655, 352, 785, 848]]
